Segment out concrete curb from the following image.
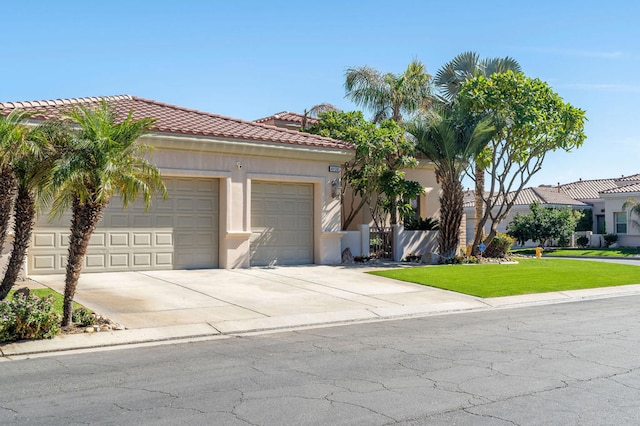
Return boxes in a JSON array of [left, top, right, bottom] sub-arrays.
[[4, 284, 640, 359]]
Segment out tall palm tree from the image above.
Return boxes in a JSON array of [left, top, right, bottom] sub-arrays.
[[407, 107, 495, 258], [0, 111, 30, 258], [301, 103, 339, 129], [50, 102, 166, 326], [0, 122, 68, 299], [345, 60, 432, 124], [435, 52, 521, 252]]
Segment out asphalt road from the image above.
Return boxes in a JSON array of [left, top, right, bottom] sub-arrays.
[[1, 295, 640, 425]]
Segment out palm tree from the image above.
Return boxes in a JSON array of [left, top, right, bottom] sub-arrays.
[[407, 107, 495, 258], [345, 60, 432, 124], [301, 103, 339, 129], [435, 52, 521, 253], [622, 199, 640, 230], [50, 101, 166, 326], [0, 122, 68, 300], [0, 111, 30, 259]]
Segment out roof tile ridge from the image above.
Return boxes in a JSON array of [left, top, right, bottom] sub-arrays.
[[129, 96, 352, 147], [1, 94, 132, 110]]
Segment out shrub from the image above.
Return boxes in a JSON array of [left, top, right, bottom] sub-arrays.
[[603, 233, 618, 248], [483, 233, 515, 258], [0, 294, 60, 342], [72, 307, 96, 326], [576, 236, 589, 248], [404, 216, 439, 231]]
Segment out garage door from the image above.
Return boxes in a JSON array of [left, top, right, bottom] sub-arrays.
[[29, 177, 219, 274], [250, 181, 313, 266]]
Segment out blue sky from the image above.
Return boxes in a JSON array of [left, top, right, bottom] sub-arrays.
[[2, 0, 638, 188]]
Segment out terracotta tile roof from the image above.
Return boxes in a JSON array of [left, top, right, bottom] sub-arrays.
[[0, 95, 352, 151], [559, 178, 618, 200], [600, 183, 640, 195], [254, 111, 319, 126]]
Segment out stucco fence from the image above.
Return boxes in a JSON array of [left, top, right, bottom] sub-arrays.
[[341, 224, 438, 262]]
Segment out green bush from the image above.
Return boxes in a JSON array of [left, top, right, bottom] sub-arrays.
[[576, 236, 589, 248], [72, 307, 96, 326], [0, 293, 61, 342], [603, 233, 618, 248], [404, 216, 439, 231], [483, 233, 515, 258]]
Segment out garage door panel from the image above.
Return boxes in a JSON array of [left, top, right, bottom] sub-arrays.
[[28, 177, 219, 274], [251, 181, 313, 266]]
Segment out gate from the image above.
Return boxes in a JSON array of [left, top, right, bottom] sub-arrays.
[[370, 227, 393, 259]]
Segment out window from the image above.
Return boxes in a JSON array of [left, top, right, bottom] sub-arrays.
[[614, 212, 627, 234]]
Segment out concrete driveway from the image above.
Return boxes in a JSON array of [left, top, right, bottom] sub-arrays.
[[30, 264, 487, 334]]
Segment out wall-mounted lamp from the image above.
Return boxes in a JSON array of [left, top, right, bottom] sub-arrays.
[[331, 179, 341, 199]]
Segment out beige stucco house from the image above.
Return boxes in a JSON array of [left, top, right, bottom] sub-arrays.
[[0, 95, 355, 275]]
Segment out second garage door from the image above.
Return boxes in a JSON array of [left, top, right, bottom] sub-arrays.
[[28, 177, 219, 274], [250, 181, 314, 266]]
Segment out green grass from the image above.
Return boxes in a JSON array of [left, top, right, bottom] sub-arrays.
[[511, 247, 640, 257], [7, 288, 83, 315], [369, 258, 640, 298]]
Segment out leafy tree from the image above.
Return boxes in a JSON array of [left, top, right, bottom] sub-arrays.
[[344, 60, 432, 123], [0, 123, 69, 300], [506, 203, 582, 247], [0, 111, 30, 258], [434, 52, 521, 252], [407, 107, 495, 258], [458, 71, 586, 250], [305, 111, 423, 229], [50, 102, 166, 326], [575, 208, 593, 232]]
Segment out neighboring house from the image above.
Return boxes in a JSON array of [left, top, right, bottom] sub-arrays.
[[0, 95, 354, 275], [599, 181, 640, 247], [465, 174, 640, 247], [464, 185, 589, 247]]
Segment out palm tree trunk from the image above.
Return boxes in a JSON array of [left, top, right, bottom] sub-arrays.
[[438, 169, 464, 258], [62, 198, 105, 326], [0, 186, 35, 300], [0, 169, 16, 258], [473, 162, 485, 255]]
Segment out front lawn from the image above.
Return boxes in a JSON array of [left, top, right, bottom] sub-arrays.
[[511, 247, 640, 257], [369, 258, 640, 298]]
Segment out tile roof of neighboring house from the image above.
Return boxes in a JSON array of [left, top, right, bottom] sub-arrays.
[[615, 174, 640, 182], [600, 183, 640, 194], [464, 186, 588, 208], [0, 95, 352, 150], [557, 178, 618, 200], [254, 111, 319, 126]]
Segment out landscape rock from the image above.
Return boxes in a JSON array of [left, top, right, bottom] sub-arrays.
[[342, 247, 354, 264]]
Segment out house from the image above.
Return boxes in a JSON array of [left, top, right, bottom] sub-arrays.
[[464, 185, 590, 247], [0, 95, 354, 275], [465, 174, 640, 248]]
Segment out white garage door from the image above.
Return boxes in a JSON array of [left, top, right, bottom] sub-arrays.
[[29, 177, 219, 274], [250, 181, 313, 266]]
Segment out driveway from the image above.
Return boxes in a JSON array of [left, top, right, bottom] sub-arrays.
[[30, 265, 488, 334]]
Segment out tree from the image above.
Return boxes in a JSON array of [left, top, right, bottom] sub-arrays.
[[435, 51, 522, 252], [458, 71, 586, 250], [50, 102, 166, 326], [301, 103, 340, 129], [344, 60, 432, 124], [0, 122, 69, 299], [506, 203, 582, 247], [407, 107, 495, 258], [305, 111, 423, 229], [0, 111, 30, 258]]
